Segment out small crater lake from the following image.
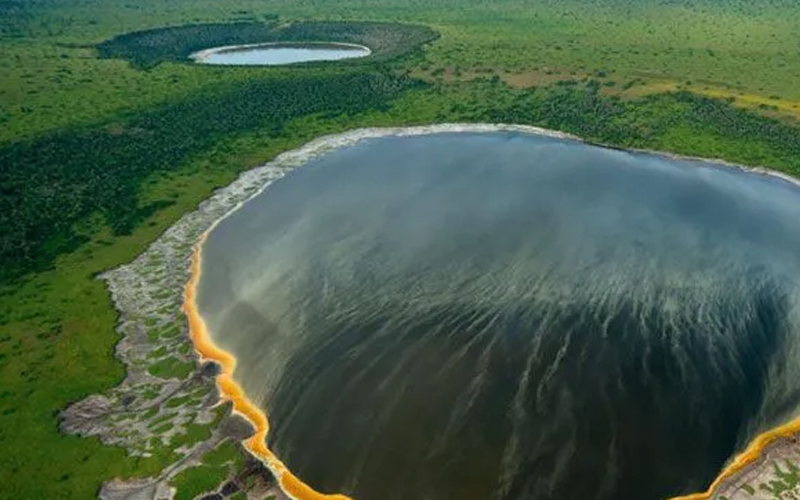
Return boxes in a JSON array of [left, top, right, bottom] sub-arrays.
[[190, 42, 371, 66]]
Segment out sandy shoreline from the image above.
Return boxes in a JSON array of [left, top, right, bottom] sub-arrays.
[[68, 123, 800, 500], [188, 41, 372, 64]]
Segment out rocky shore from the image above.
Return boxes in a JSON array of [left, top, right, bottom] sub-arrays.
[[60, 123, 800, 500]]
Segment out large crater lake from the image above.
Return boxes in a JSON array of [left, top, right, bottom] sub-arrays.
[[190, 42, 371, 66], [196, 131, 800, 500]]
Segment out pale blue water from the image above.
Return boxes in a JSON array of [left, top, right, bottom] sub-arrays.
[[194, 43, 370, 66]]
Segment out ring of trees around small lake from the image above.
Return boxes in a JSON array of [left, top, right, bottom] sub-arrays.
[[97, 21, 439, 69], [0, 21, 438, 284]]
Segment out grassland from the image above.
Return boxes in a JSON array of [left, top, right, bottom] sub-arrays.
[[4, 1, 800, 499], [4, 0, 800, 143]]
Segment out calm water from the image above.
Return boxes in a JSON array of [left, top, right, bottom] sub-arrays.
[[197, 132, 800, 500], [191, 43, 370, 66]]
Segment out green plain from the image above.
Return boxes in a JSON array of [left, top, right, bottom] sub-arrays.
[[3, 1, 800, 499]]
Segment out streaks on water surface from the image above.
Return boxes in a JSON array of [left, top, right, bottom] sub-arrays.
[[196, 132, 800, 500]]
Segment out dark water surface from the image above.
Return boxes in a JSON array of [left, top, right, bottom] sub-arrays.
[[191, 42, 370, 66], [197, 132, 800, 500]]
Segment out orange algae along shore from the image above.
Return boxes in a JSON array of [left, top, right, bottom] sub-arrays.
[[183, 234, 354, 500], [183, 215, 800, 500], [669, 417, 800, 500], [184, 227, 799, 500], [185, 226, 800, 500]]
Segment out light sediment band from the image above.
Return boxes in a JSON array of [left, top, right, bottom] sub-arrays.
[[183, 235, 354, 500]]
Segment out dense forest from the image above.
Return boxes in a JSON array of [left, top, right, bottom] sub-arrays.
[[0, 70, 420, 283], [494, 85, 800, 173], [0, 0, 28, 38], [98, 21, 438, 68], [5, 73, 800, 285]]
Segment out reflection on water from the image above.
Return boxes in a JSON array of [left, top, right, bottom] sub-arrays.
[[197, 132, 800, 500], [190, 42, 371, 66]]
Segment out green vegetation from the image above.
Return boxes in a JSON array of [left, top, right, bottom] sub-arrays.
[[147, 357, 195, 379], [4, 1, 800, 500], [0, 127, 315, 499], [5, 0, 800, 144], [758, 460, 800, 499], [206, 439, 246, 468], [459, 81, 800, 175], [0, 70, 419, 282], [169, 439, 245, 500], [98, 21, 437, 68], [171, 463, 229, 500], [165, 394, 195, 408]]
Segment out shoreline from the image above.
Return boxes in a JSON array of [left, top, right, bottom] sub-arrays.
[[184, 236, 354, 500], [89, 123, 800, 500], [188, 41, 373, 64]]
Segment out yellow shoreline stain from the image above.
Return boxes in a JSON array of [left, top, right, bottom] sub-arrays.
[[183, 234, 354, 500], [668, 416, 800, 500], [184, 231, 799, 500]]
